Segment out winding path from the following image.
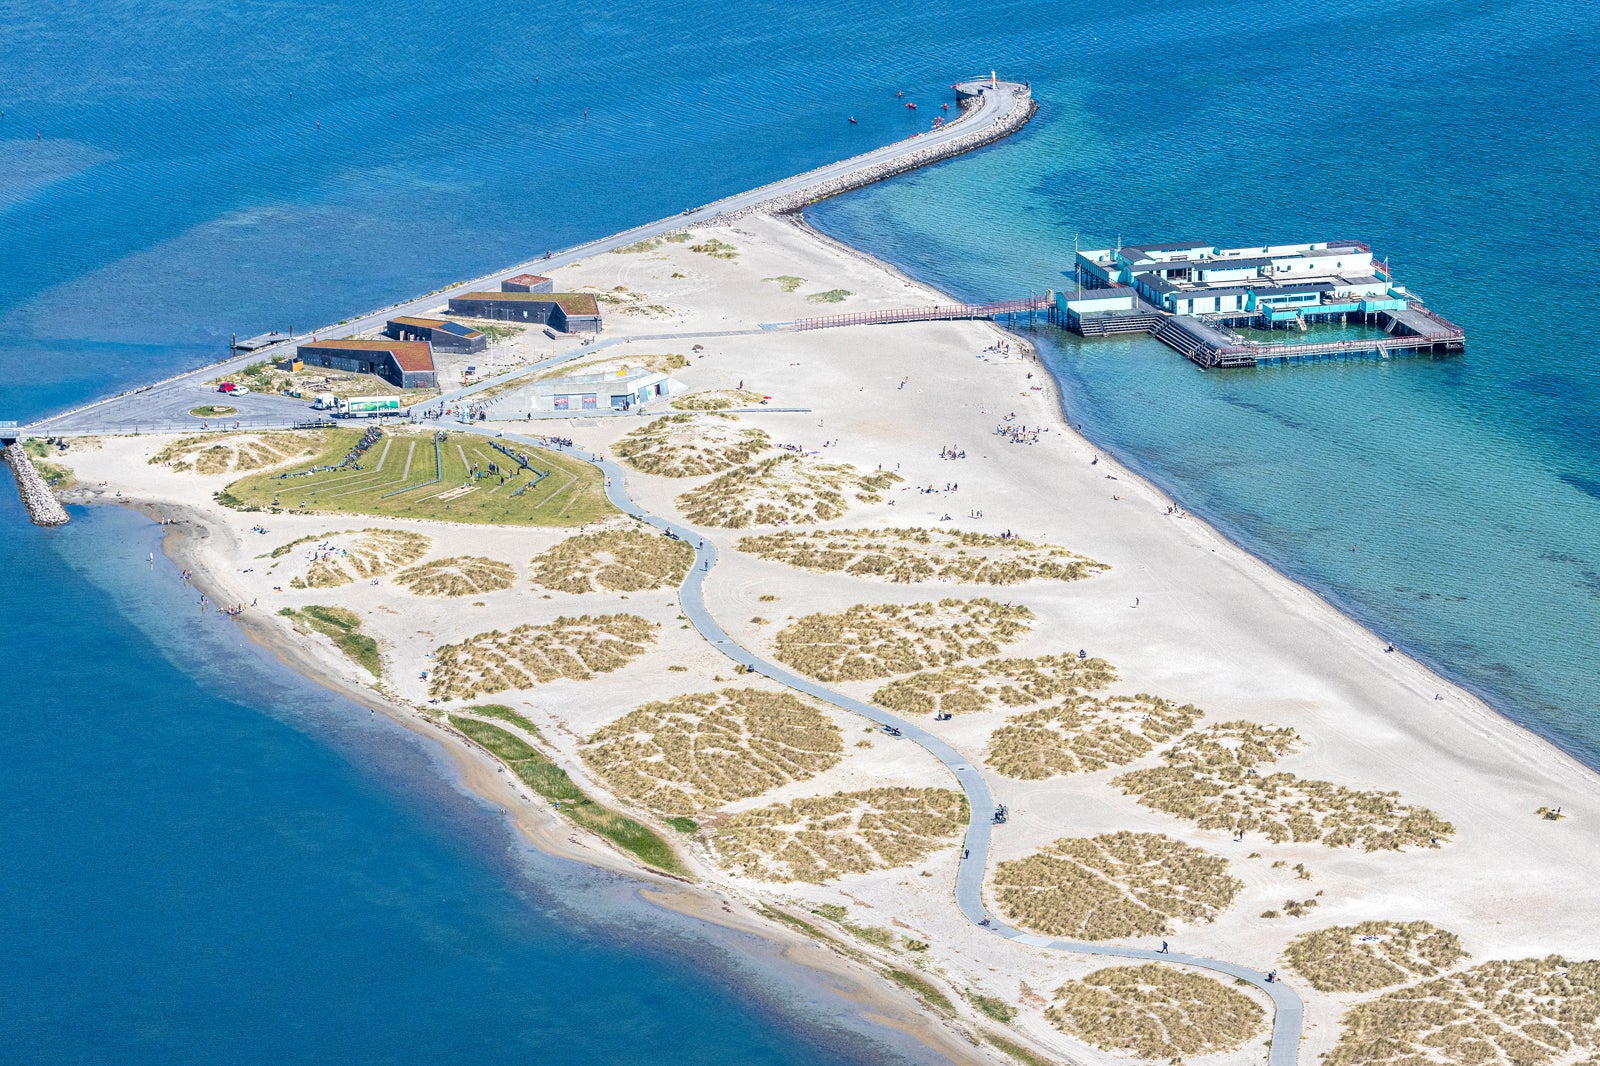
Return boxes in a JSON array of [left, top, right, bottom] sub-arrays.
[[443, 421, 1305, 1066]]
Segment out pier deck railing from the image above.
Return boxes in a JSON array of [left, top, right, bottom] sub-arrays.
[[790, 296, 1049, 331]]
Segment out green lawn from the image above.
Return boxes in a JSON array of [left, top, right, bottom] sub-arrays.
[[222, 427, 613, 527], [452, 715, 688, 877]]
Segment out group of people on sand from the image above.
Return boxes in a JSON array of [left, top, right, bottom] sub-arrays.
[[939, 446, 967, 460], [995, 421, 1044, 445], [306, 540, 348, 564]]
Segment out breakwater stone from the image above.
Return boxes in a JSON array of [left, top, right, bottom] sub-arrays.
[[710, 85, 1036, 223], [4, 443, 71, 526]]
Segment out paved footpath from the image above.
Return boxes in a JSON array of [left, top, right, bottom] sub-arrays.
[[441, 421, 1305, 1066]]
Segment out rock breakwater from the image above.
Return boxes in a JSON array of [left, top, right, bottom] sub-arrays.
[[710, 85, 1036, 224], [4, 443, 70, 526]]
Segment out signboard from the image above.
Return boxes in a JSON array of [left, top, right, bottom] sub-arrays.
[[553, 395, 570, 410], [580, 394, 598, 410]]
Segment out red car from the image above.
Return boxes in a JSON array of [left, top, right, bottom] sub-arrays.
[[218, 382, 237, 393]]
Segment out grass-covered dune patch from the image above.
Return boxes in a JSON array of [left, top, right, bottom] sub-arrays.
[[429, 614, 657, 701], [993, 831, 1241, 940], [1284, 920, 1469, 993], [713, 787, 967, 883], [737, 527, 1108, 586], [871, 653, 1117, 717], [1115, 720, 1455, 850], [614, 413, 771, 478], [154, 430, 326, 476], [529, 525, 694, 594], [289, 528, 431, 588], [394, 555, 517, 597], [672, 388, 768, 412], [581, 688, 843, 816], [773, 598, 1034, 682], [1047, 964, 1265, 1058], [988, 693, 1204, 779], [1325, 956, 1600, 1066], [676, 454, 899, 528]]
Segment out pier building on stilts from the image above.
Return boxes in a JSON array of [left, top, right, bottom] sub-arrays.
[[1054, 239, 1465, 369]]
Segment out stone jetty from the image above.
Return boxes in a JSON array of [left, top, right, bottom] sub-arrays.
[[710, 83, 1036, 224], [4, 443, 71, 526]]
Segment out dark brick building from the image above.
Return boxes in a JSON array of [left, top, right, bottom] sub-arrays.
[[296, 339, 437, 389], [446, 292, 601, 333]]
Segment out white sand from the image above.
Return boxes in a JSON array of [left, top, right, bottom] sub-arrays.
[[63, 213, 1600, 1066]]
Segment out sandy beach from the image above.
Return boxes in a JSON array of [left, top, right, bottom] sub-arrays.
[[59, 212, 1600, 1065]]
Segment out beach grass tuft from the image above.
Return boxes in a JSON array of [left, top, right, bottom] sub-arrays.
[[582, 688, 843, 816], [993, 831, 1241, 940], [614, 413, 771, 477], [280, 604, 382, 678], [529, 525, 694, 594], [675, 454, 900, 528], [1115, 720, 1456, 850], [1284, 920, 1469, 993], [773, 598, 1034, 682], [1047, 964, 1265, 1057], [394, 555, 517, 597], [871, 653, 1117, 717], [737, 527, 1108, 586], [429, 614, 658, 700], [713, 787, 967, 883], [987, 693, 1204, 779], [451, 714, 687, 876]]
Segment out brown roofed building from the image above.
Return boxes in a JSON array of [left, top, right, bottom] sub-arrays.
[[296, 339, 437, 389], [446, 291, 601, 333], [384, 316, 487, 354], [501, 274, 553, 293]]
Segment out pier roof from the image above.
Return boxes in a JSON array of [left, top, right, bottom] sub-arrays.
[[1123, 240, 1211, 256]]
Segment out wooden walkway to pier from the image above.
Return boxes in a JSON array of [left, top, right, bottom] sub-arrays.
[[790, 295, 1049, 331]]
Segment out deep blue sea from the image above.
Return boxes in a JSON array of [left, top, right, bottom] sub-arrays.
[[3, 0, 1599, 1059], [0, 495, 934, 1064]]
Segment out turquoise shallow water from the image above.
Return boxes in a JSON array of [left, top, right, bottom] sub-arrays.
[[4, 0, 1600, 1058], [809, 0, 1600, 763]]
